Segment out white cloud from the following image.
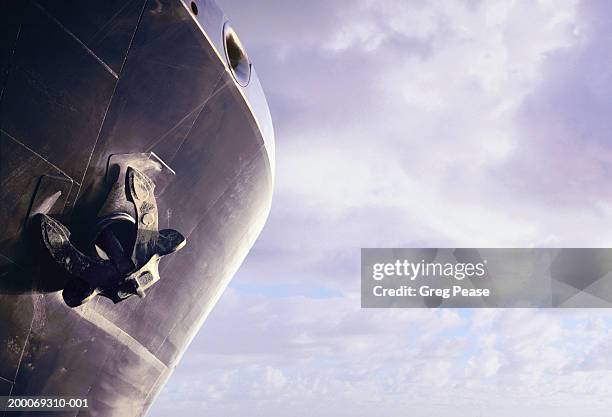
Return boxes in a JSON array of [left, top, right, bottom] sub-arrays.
[[152, 292, 612, 417]]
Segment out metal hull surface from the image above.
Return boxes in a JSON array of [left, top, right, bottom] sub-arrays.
[[0, 0, 274, 415]]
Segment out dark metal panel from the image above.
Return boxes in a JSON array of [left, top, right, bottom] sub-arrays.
[[0, 378, 12, 396], [0, 293, 33, 384], [11, 295, 166, 414], [0, 0, 25, 101], [34, 0, 147, 74], [0, 132, 73, 268], [11, 295, 84, 396], [0, 2, 117, 182]]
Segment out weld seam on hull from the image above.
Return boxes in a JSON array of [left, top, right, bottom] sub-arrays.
[[74, 305, 167, 372], [0, 128, 76, 185], [31, 1, 119, 79], [72, 0, 149, 202]]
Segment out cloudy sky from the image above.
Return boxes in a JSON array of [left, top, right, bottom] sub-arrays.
[[150, 1, 612, 416]]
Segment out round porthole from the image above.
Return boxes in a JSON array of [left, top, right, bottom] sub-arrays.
[[223, 22, 251, 87]]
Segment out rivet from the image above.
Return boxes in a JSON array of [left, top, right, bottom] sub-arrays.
[[142, 212, 154, 226]]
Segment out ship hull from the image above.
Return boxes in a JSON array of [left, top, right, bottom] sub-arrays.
[[0, 0, 274, 415]]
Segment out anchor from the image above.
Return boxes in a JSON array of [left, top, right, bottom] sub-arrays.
[[37, 153, 186, 307]]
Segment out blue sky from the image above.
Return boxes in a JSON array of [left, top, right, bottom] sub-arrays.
[[150, 1, 612, 416]]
